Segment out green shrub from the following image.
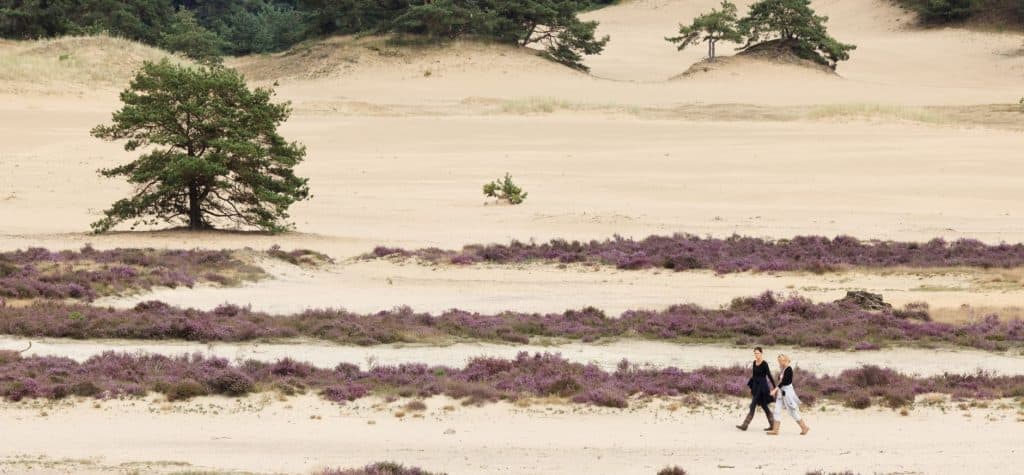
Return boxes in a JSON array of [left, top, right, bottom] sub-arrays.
[[919, 0, 979, 22], [159, 10, 226, 64], [483, 173, 528, 205]]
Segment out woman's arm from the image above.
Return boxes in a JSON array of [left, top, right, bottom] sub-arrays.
[[763, 362, 777, 387]]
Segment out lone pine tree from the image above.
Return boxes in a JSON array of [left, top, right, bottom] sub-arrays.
[[91, 59, 310, 233]]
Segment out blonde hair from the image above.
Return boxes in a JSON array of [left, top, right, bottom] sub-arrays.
[[777, 354, 791, 366]]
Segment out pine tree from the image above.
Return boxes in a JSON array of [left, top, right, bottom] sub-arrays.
[[91, 60, 310, 233]]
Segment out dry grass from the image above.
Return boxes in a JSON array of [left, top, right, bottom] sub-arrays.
[[804, 103, 950, 124], [0, 34, 185, 93]]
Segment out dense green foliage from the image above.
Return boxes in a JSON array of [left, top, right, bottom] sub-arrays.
[[91, 60, 310, 233], [0, 0, 611, 69], [893, 0, 1024, 25], [158, 10, 226, 64], [738, 0, 855, 69], [668, 0, 854, 69], [665, 1, 742, 61]]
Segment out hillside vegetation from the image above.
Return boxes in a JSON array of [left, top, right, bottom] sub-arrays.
[[0, 35, 182, 92], [892, 0, 1024, 28], [0, 0, 614, 70]]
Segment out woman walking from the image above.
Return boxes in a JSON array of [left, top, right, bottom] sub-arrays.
[[736, 347, 776, 431], [768, 354, 810, 435]]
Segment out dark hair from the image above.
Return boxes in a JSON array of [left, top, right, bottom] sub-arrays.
[[754, 347, 763, 353]]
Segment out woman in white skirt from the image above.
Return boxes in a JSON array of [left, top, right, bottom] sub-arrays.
[[768, 354, 810, 435]]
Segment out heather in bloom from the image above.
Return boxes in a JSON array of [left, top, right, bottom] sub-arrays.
[[317, 462, 444, 475], [0, 246, 264, 301], [371, 234, 1024, 273], [1, 351, 1021, 409], [2, 292, 1022, 351]]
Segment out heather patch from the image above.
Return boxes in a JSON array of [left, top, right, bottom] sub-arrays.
[[2, 292, 1022, 351], [1, 351, 1021, 409], [317, 462, 444, 475], [369, 234, 1024, 273], [0, 246, 265, 302]]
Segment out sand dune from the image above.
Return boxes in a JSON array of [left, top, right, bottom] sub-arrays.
[[3, 1, 1024, 472]]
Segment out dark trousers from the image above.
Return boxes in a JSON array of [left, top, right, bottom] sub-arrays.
[[748, 398, 773, 425]]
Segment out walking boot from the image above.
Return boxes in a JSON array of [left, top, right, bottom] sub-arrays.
[[798, 420, 810, 435], [736, 411, 754, 431], [766, 421, 781, 435]]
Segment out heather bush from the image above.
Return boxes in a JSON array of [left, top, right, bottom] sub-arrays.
[[2, 351, 1022, 409], [206, 369, 256, 396], [317, 462, 444, 475], [163, 379, 208, 401], [657, 467, 688, 475], [0, 246, 264, 301], [2, 292, 1024, 351], [267, 245, 334, 266], [371, 234, 1024, 273]]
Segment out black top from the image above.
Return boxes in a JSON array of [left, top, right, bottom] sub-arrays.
[[752, 361, 776, 387], [747, 360, 777, 404], [779, 367, 793, 386]]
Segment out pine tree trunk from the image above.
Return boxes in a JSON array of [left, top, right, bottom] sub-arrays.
[[188, 184, 202, 230]]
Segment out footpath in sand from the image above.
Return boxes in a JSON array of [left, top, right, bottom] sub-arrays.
[[93, 258, 1024, 320], [2, 394, 1022, 474]]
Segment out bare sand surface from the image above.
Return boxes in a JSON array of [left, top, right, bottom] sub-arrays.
[[3, 335, 1022, 377], [93, 258, 1024, 320], [1, 394, 1021, 475], [4, 112, 1024, 252]]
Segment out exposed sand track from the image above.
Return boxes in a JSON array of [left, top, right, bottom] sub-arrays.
[[2, 395, 1021, 475], [92, 258, 1024, 320]]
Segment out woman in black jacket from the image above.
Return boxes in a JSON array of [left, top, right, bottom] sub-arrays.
[[736, 347, 776, 431]]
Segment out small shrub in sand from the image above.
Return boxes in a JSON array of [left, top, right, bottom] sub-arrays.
[[483, 173, 528, 205], [657, 467, 688, 475], [318, 462, 444, 475], [404, 400, 428, 412]]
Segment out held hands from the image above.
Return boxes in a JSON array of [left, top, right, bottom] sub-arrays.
[[770, 388, 778, 397]]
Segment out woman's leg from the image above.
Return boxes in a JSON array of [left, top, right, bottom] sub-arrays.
[[736, 399, 757, 430], [790, 404, 810, 435], [788, 403, 802, 422], [764, 401, 780, 435]]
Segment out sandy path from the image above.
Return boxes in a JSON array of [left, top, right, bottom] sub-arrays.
[[2, 395, 1021, 474], [4, 336, 1021, 377], [92, 258, 1024, 319]]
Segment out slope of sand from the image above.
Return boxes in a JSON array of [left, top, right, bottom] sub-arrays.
[[2, 395, 1022, 474], [4, 335, 1023, 377]]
